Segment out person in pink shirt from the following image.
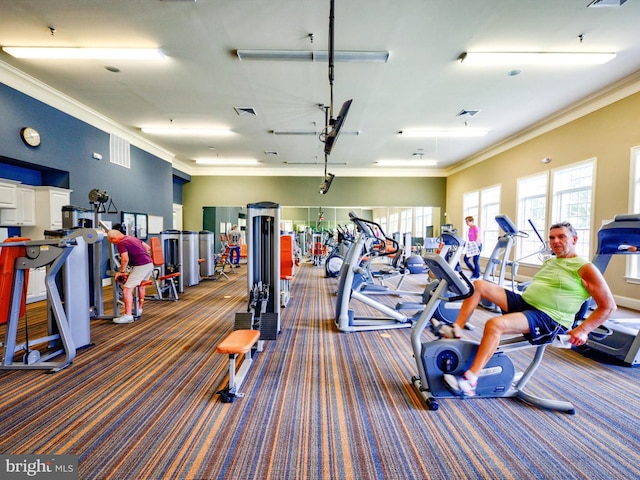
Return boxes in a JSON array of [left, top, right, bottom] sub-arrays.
[[463, 216, 482, 279]]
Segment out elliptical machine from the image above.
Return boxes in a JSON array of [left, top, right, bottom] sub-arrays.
[[325, 225, 354, 278], [335, 212, 423, 333]]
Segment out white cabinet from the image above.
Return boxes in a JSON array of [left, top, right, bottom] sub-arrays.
[[0, 185, 36, 226], [0, 179, 19, 209], [22, 186, 72, 239], [45, 187, 70, 230], [26, 266, 47, 303]]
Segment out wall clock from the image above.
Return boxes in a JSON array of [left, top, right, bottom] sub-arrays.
[[20, 127, 41, 147]]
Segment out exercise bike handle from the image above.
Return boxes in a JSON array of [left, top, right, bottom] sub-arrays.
[[447, 271, 475, 303]]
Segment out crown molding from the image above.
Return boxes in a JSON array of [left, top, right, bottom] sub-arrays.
[[446, 69, 640, 176], [181, 165, 448, 177], [0, 58, 175, 164]]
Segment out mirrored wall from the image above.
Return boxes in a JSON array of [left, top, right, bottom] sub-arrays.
[[280, 206, 441, 247]]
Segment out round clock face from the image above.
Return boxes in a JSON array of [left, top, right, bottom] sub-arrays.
[[20, 127, 41, 147]]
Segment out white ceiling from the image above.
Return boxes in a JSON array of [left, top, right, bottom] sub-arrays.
[[1, 0, 640, 177]]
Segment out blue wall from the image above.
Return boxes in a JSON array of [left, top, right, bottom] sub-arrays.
[[0, 82, 177, 229]]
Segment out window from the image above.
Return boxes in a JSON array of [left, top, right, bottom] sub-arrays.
[[374, 207, 434, 241], [480, 185, 501, 252], [516, 173, 548, 265], [374, 216, 387, 235], [462, 191, 479, 242], [388, 212, 399, 234], [414, 207, 434, 238], [462, 187, 500, 254], [551, 159, 595, 258], [400, 208, 412, 234]]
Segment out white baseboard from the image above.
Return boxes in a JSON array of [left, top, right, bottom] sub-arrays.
[[614, 295, 640, 311]]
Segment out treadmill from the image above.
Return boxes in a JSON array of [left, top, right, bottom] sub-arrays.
[[580, 214, 640, 366]]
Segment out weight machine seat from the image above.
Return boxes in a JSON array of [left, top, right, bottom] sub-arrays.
[[280, 234, 295, 279], [0, 237, 31, 325], [140, 237, 180, 298], [149, 237, 180, 277], [217, 329, 261, 355]]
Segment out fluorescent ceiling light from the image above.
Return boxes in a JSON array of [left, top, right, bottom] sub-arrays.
[[272, 130, 317, 136], [400, 129, 488, 138], [459, 52, 615, 65], [284, 161, 347, 165], [237, 50, 389, 63], [2, 47, 164, 60], [376, 160, 438, 167], [194, 158, 260, 166], [141, 128, 233, 136], [272, 130, 360, 136]]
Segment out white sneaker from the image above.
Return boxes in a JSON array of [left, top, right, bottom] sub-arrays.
[[439, 324, 462, 339], [443, 372, 477, 397], [113, 314, 134, 324]]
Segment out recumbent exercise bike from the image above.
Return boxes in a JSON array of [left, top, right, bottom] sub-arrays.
[[410, 253, 577, 414]]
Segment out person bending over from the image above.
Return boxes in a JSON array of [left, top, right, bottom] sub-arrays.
[[440, 221, 616, 397], [107, 229, 154, 324]]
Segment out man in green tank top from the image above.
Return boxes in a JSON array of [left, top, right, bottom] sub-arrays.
[[442, 221, 616, 397]]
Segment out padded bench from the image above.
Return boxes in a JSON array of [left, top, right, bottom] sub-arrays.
[[216, 329, 262, 403]]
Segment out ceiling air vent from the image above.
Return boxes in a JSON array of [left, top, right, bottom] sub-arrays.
[[587, 0, 627, 7], [234, 107, 257, 116], [457, 109, 481, 117]]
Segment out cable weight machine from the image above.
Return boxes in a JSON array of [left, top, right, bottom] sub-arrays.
[[233, 202, 280, 340]]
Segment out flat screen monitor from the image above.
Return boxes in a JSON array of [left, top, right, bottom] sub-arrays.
[[324, 99, 352, 156]]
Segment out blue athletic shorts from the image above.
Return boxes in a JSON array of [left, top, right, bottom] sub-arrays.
[[503, 289, 567, 345]]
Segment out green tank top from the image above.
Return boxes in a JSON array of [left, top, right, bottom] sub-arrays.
[[521, 256, 591, 329]]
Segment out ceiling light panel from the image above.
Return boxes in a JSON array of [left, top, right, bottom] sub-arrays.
[[284, 161, 347, 165], [2, 47, 165, 60], [236, 50, 389, 63], [400, 129, 488, 138], [272, 130, 360, 136], [195, 158, 259, 165], [376, 160, 438, 167], [459, 52, 616, 65], [141, 128, 233, 136]]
